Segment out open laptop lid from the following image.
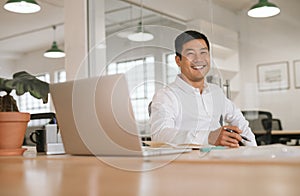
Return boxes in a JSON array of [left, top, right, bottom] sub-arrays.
[[50, 74, 144, 156]]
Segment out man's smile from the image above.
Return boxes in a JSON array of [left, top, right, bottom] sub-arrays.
[[191, 64, 206, 70]]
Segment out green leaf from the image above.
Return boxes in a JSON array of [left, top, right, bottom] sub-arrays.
[[1, 71, 49, 103]]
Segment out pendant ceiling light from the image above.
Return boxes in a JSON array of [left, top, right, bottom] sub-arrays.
[[127, 0, 153, 42], [248, 0, 280, 18], [128, 22, 154, 42], [44, 26, 65, 58], [4, 0, 41, 14]]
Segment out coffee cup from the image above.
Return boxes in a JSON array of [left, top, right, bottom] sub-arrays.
[[30, 129, 46, 152]]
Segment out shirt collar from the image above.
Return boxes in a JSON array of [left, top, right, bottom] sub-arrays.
[[175, 74, 209, 94]]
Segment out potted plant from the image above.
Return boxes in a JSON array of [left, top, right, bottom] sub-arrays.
[[0, 71, 49, 156]]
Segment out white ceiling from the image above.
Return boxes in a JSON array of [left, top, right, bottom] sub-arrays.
[[0, 0, 296, 60], [0, 0, 64, 59]]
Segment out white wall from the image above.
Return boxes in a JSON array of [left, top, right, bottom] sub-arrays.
[[0, 47, 64, 82], [0, 59, 16, 78], [238, 5, 300, 129], [13, 48, 65, 83]]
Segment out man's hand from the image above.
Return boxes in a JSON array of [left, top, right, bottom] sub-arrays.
[[208, 126, 243, 148]]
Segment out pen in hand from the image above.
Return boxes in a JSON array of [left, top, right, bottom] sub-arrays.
[[224, 127, 251, 142], [219, 115, 251, 144]]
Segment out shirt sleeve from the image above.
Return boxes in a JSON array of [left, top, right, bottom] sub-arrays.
[[223, 98, 257, 146], [150, 88, 210, 145]]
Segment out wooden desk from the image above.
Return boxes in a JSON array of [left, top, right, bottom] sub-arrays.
[[254, 130, 300, 135], [271, 130, 300, 135], [1, 149, 300, 195], [255, 130, 300, 144]]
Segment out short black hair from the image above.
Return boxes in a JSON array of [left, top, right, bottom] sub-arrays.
[[175, 30, 210, 59]]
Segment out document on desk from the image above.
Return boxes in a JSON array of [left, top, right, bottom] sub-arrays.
[[206, 144, 300, 159], [143, 141, 201, 149]]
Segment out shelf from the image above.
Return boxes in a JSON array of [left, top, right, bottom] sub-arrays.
[[209, 67, 237, 81], [227, 90, 239, 100], [212, 43, 236, 59]]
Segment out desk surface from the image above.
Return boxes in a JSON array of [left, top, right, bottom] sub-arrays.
[[1, 147, 300, 196], [255, 130, 300, 135], [272, 130, 300, 135]]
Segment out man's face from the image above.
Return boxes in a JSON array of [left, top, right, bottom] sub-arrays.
[[175, 39, 210, 86]]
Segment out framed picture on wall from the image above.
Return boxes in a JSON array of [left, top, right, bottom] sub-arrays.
[[257, 61, 290, 91], [294, 60, 300, 89]]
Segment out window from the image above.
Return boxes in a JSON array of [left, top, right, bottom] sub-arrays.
[[54, 70, 66, 83], [165, 53, 179, 83], [107, 57, 155, 132]]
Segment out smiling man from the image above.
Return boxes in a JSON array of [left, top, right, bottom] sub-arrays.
[[150, 30, 257, 147]]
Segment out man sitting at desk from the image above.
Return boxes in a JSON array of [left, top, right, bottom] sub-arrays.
[[150, 30, 257, 147]]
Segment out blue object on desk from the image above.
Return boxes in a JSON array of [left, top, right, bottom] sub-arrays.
[[200, 146, 227, 153]]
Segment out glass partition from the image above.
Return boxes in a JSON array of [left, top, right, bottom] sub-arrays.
[[88, 0, 300, 133]]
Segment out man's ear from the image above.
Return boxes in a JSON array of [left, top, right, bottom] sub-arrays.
[[175, 55, 181, 67]]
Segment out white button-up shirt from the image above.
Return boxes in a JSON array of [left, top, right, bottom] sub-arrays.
[[150, 75, 257, 146]]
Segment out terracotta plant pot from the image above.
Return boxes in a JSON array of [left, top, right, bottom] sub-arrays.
[[0, 112, 30, 156]]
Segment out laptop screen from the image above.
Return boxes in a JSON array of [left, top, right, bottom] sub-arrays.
[[50, 74, 144, 156]]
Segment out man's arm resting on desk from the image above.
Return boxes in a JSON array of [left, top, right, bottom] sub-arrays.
[[151, 127, 210, 145], [151, 124, 256, 147]]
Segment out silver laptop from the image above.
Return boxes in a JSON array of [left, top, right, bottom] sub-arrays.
[[50, 74, 190, 156]]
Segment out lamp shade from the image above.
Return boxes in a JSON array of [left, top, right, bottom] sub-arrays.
[[43, 41, 65, 58], [4, 0, 41, 14], [248, 0, 280, 18], [128, 22, 154, 42]]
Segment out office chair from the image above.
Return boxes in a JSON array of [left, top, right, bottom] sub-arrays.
[[242, 110, 272, 145], [148, 101, 152, 117], [271, 118, 290, 144], [30, 112, 56, 124], [272, 118, 283, 130]]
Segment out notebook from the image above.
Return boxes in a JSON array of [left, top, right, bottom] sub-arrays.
[[50, 74, 191, 156]]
